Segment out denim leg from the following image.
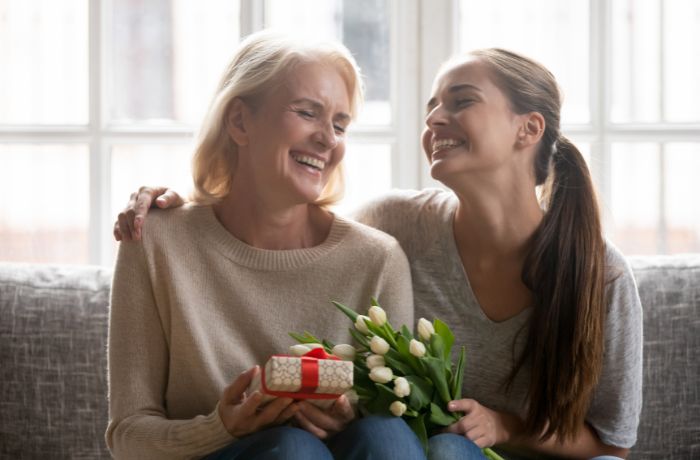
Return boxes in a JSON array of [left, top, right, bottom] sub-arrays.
[[427, 433, 487, 460], [328, 415, 426, 460], [202, 426, 333, 460]]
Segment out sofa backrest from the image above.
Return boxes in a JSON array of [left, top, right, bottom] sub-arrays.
[[0, 263, 112, 459], [1, 257, 699, 459], [628, 255, 700, 459]]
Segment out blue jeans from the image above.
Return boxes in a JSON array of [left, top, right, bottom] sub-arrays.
[[202, 415, 425, 460], [427, 433, 486, 460]]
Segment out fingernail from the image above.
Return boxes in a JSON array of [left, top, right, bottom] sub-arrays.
[[448, 402, 455, 411]]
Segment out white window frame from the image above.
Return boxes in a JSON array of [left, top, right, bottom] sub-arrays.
[[3, 0, 698, 265]]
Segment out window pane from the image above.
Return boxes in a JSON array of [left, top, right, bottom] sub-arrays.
[[0, 0, 88, 124], [110, 0, 240, 125], [665, 143, 700, 253], [612, 0, 700, 123], [664, 0, 700, 122], [110, 144, 193, 221], [266, 0, 392, 126], [333, 143, 392, 215], [0, 145, 89, 263], [458, 0, 589, 124], [608, 143, 660, 255]]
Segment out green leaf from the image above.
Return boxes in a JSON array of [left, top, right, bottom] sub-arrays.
[[451, 346, 466, 400], [362, 383, 398, 416], [429, 402, 459, 426], [430, 333, 445, 361], [396, 335, 425, 376], [384, 349, 415, 376], [483, 448, 505, 460], [405, 374, 433, 410], [400, 325, 414, 340], [423, 356, 451, 405], [433, 318, 454, 362], [288, 331, 322, 344], [332, 301, 359, 322], [406, 414, 429, 454], [349, 328, 370, 348]]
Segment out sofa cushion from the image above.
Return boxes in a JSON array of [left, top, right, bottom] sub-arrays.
[[0, 263, 112, 459], [629, 255, 700, 459]]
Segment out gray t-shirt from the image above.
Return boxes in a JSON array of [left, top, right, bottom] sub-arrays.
[[354, 188, 643, 449]]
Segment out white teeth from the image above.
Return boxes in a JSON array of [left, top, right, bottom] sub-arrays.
[[292, 154, 325, 170], [432, 139, 464, 152]]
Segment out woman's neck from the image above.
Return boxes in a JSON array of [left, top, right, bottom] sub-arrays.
[[449, 172, 543, 265], [213, 191, 333, 250]]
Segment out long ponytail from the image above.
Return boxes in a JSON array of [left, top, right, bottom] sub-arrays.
[[518, 136, 607, 441], [470, 49, 608, 442]]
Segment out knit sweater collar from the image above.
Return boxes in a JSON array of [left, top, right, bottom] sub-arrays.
[[194, 204, 351, 271]]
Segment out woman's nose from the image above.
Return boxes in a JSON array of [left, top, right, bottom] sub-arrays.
[[425, 104, 448, 128], [313, 122, 339, 150]]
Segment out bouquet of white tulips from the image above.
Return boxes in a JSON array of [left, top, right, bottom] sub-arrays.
[[290, 298, 502, 459]]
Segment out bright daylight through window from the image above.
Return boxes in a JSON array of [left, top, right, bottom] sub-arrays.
[[1, 0, 699, 265]]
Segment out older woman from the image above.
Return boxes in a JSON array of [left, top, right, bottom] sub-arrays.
[[106, 31, 421, 460]]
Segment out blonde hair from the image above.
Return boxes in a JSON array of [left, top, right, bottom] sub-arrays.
[[191, 30, 363, 206]]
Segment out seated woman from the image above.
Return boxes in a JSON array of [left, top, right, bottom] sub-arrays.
[[105, 31, 422, 460], [116, 46, 642, 459]]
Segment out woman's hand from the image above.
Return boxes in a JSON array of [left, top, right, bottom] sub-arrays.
[[446, 399, 520, 448], [292, 394, 356, 440], [114, 186, 185, 242], [218, 366, 299, 438]]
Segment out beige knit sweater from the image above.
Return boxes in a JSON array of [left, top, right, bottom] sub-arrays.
[[105, 204, 414, 459]]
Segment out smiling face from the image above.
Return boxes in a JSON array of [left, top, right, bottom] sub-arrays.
[[235, 60, 351, 206], [422, 57, 526, 185]]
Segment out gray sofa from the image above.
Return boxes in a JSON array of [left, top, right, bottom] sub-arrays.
[[1, 257, 698, 459]]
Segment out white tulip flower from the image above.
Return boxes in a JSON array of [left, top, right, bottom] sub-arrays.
[[417, 318, 435, 341], [368, 305, 387, 326], [390, 400, 407, 417], [370, 336, 390, 355], [369, 366, 393, 383], [393, 376, 411, 398], [366, 354, 386, 369], [409, 339, 426, 358], [307, 343, 324, 349], [332, 344, 356, 361], [289, 344, 311, 356], [355, 315, 371, 334]]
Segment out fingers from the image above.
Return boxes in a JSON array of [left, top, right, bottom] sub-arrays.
[[293, 410, 329, 440], [156, 189, 185, 208], [330, 395, 355, 423], [295, 400, 347, 435], [255, 396, 295, 427], [448, 398, 477, 413], [222, 366, 259, 405], [117, 212, 133, 242], [113, 220, 123, 242]]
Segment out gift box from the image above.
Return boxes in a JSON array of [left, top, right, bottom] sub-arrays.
[[248, 348, 354, 408]]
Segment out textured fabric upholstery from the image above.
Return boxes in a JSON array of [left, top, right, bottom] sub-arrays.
[[0, 257, 698, 459], [628, 255, 700, 459], [0, 263, 111, 459]]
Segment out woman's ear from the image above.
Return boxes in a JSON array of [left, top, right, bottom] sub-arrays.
[[516, 112, 546, 148], [226, 98, 251, 146]]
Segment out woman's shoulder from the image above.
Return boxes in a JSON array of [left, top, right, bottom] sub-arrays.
[[334, 213, 403, 253], [351, 188, 456, 232], [603, 240, 643, 321], [140, 204, 214, 244]]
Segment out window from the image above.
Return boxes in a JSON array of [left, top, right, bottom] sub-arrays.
[[1, 0, 698, 265], [455, 0, 700, 254]]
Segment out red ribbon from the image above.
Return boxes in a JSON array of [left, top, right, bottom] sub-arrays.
[[260, 348, 342, 400]]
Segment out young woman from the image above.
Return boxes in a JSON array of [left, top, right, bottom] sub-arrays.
[[106, 31, 422, 460], [116, 48, 642, 460]]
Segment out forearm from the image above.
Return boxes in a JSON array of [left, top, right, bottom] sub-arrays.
[[107, 408, 233, 459], [502, 416, 629, 459]]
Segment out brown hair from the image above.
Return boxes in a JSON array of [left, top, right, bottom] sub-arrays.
[[191, 30, 363, 207], [471, 48, 607, 442]]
